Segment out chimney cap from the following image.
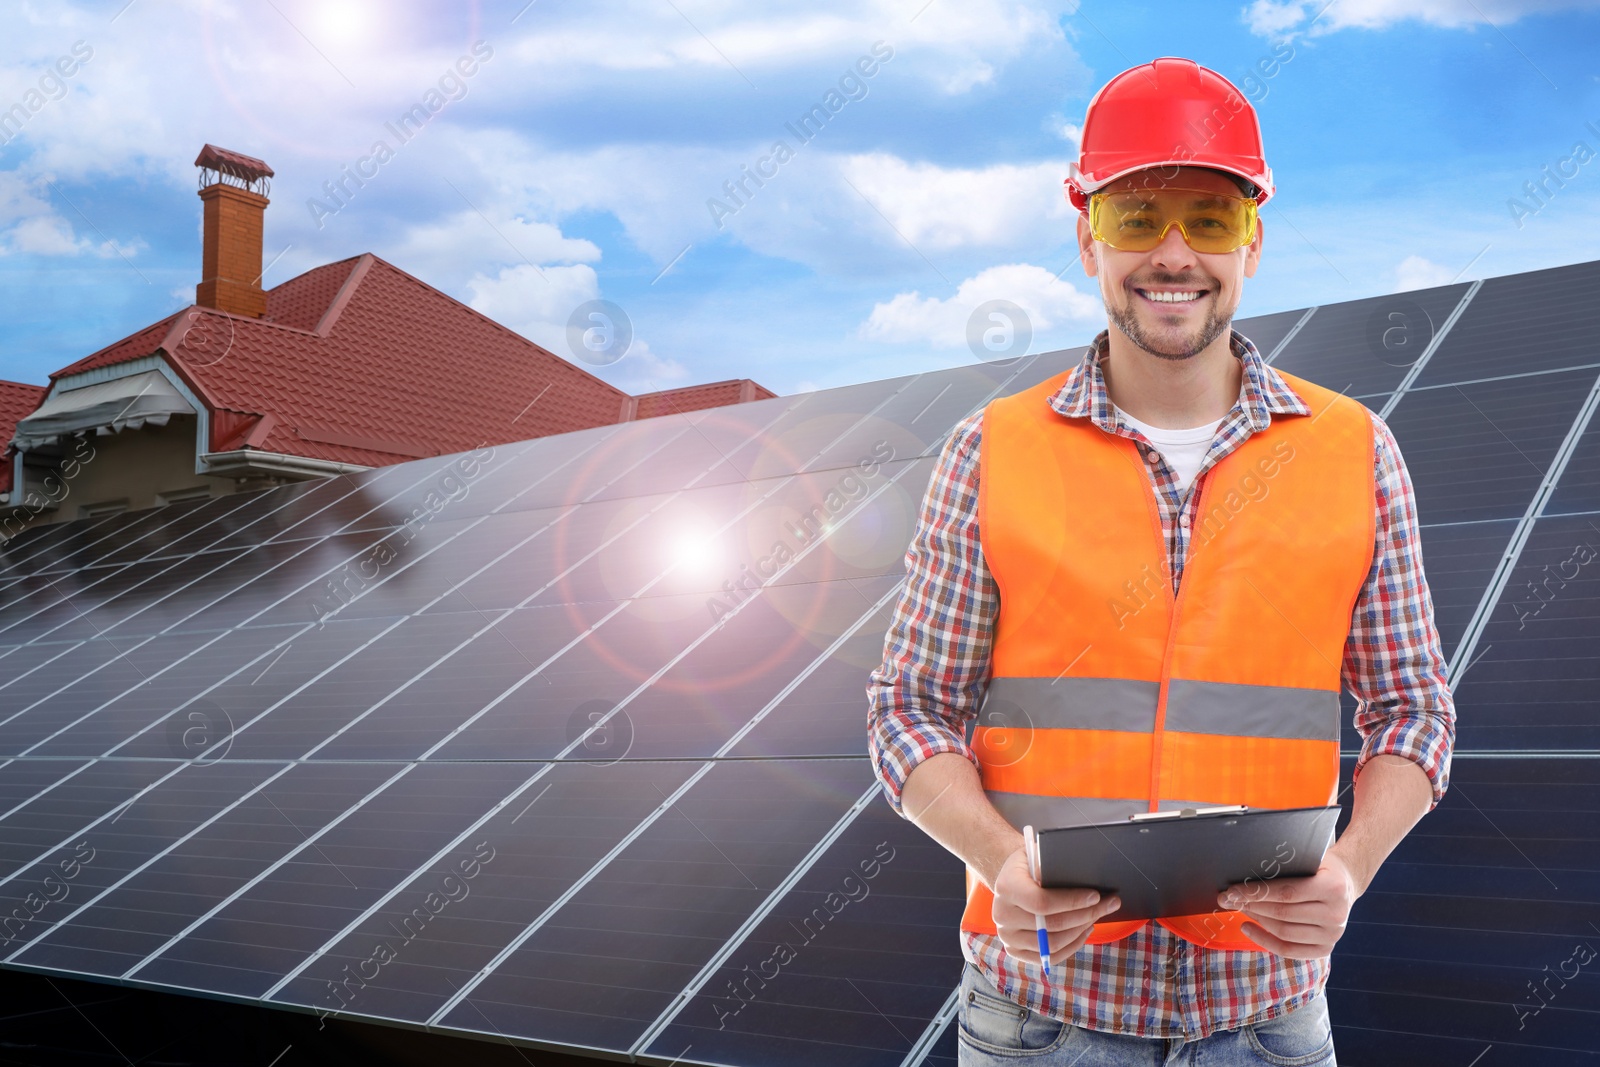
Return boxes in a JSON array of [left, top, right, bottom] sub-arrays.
[[195, 144, 274, 191]]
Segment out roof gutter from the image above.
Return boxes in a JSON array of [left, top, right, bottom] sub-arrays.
[[199, 448, 371, 479]]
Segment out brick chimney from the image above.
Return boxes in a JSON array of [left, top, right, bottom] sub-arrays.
[[194, 144, 273, 318]]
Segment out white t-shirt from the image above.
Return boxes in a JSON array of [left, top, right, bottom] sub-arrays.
[[1113, 404, 1222, 497]]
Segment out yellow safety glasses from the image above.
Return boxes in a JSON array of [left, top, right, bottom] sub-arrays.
[[1088, 187, 1259, 254]]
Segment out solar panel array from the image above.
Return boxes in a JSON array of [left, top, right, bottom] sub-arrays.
[[2, 258, 1598, 1066]]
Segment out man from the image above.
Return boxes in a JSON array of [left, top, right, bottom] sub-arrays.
[[866, 57, 1455, 1065]]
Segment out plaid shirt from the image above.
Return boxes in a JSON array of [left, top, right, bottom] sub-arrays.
[[867, 328, 1456, 1040]]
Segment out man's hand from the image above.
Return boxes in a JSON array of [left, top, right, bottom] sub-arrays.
[[992, 845, 1124, 965], [1215, 757, 1434, 959], [1219, 850, 1361, 959]]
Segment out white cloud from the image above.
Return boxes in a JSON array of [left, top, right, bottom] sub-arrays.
[[0, 1, 1086, 292], [1244, 0, 1319, 38], [382, 209, 599, 279], [0, 206, 142, 259], [440, 134, 1081, 277], [1393, 254, 1458, 291], [858, 263, 1100, 348], [504, 13, 873, 74], [0, 172, 84, 257], [937, 60, 996, 95], [438, 134, 722, 265], [502, 0, 1063, 96], [94, 237, 142, 260], [839, 153, 1076, 252], [464, 262, 601, 354], [608, 338, 691, 393], [5, 214, 81, 255], [462, 261, 689, 391], [0, 0, 1094, 390], [1245, 0, 1600, 38]]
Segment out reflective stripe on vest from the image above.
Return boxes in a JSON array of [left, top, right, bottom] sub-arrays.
[[961, 366, 1375, 952]]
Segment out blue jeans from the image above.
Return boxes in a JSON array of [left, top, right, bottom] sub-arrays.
[[956, 962, 1336, 1065]]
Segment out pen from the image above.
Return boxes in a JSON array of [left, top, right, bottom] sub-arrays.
[[1023, 825, 1051, 979]]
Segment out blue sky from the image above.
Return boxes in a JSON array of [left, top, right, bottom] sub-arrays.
[[2, 0, 1598, 397]]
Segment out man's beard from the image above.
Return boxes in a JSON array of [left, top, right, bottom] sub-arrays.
[[1107, 286, 1233, 362]]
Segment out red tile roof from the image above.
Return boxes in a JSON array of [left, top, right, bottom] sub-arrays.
[[52, 254, 637, 466], [632, 379, 777, 421], [260, 257, 361, 332], [194, 144, 274, 183], [55, 314, 182, 378], [41, 252, 778, 475], [0, 380, 49, 495]]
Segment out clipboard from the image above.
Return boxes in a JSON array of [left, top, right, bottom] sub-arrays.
[[1032, 804, 1341, 923]]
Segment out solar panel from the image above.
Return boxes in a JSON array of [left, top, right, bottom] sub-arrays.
[[12, 495, 198, 571], [44, 549, 258, 643], [4, 262, 1600, 1066], [804, 365, 1012, 474], [707, 378, 912, 486], [1232, 307, 1309, 361], [1, 631, 231, 756], [22, 628, 319, 761], [1411, 520, 1522, 663], [94, 490, 261, 566], [585, 421, 762, 504], [117, 482, 326, 565], [266, 757, 708, 1025], [980, 346, 1085, 401], [1443, 515, 1600, 751], [201, 471, 390, 554], [0, 522, 73, 572], [1388, 367, 1599, 524], [1267, 283, 1473, 401], [9, 760, 405, 978], [1327, 755, 1600, 1066], [302, 607, 600, 761], [728, 589, 903, 760], [638, 786, 966, 1067], [1546, 412, 1600, 517], [1, 758, 293, 959], [665, 396, 805, 480], [1411, 259, 1600, 389], [34, 509, 187, 574], [125, 760, 543, 999], [428, 757, 878, 1053]]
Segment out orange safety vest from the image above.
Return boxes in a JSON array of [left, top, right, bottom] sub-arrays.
[[961, 366, 1375, 951]]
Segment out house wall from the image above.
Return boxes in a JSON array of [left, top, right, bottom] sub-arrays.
[[11, 415, 241, 531]]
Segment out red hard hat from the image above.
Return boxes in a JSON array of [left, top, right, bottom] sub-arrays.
[[1065, 57, 1274, 212]]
